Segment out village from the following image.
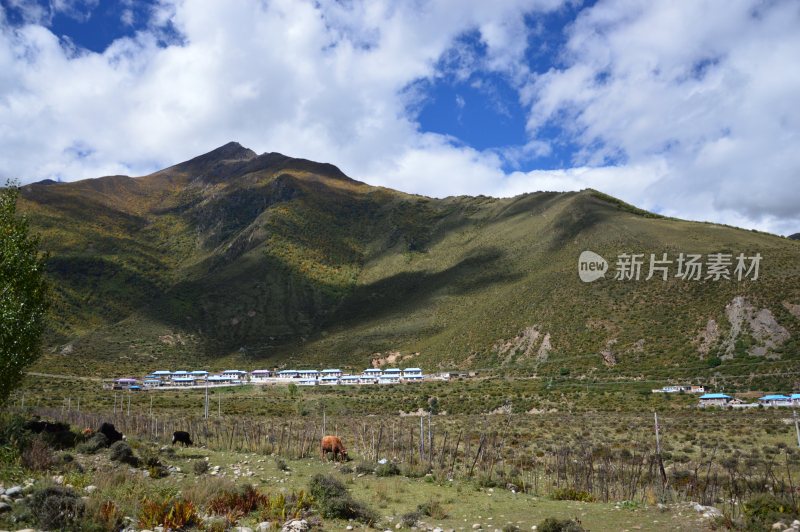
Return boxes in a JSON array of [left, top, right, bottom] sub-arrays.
[[106, 367, 444, 390], [650, 385, 800, 408]]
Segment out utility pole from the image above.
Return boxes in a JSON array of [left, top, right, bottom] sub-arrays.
[[654, 412, 661, 454], [794, 409, 800, 448], [654, 411, 667, 485], [204, 380, 209, 419]]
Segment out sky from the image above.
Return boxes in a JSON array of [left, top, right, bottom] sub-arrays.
[[0, 0, 798, 236]]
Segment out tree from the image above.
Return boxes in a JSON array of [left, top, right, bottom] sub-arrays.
[[1, 181, 49, 405]]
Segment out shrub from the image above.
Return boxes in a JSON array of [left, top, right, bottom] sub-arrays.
[[550, 487, 596, 502], [29, 486, 85, 531], [90, 499, 125, 531], [502, 526, 521, 532], [538, 517, 586, 532], [259, 490, 313, 522], [207, 484, 267, 522], [139, 447, 162, 468], [138, 497, 200, 530], [109, 441, 139, 466], [742, 494, 800, 529], [193, 459, 210, 475], [308, 474, 377, 523], [355, 461, 375, 474], [21, 436, 55, 471], [400, 510, 422, 527], [275, 456, 289, 471], [375, 461, 400, 477], [417, 499, 448, 519], [76, 432, 109, 454]]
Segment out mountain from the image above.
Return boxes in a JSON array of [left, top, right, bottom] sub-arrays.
[[18, 143, 800, 386], [790, 233, 800, 241]]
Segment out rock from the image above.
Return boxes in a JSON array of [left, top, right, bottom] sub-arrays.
[[256, 522, 272, 532], [85, 485, 97, 494], [0, 502, 11, 513], [234, 527, 253, 532], [346, 526, 354, 530], [282, 519, 310, 532], [4, 486, 22, 498], [772, 523, 785, 530], [0, 495, 11, 504], [52, 475, 65, 485], [473, 525, 482, 530], [433, 528, 444, 532]]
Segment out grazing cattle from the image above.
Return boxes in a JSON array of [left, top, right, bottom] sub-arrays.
[[320, 435, 348, 462], [98, 422, 124, 444], [172, 431, 193, 447], [24, 419, 71, 434]]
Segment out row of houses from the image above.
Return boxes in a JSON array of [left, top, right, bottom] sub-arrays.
[[698, 393, 800, 408], [111, 367, 427, 390], [275, 368, 423, 385], [652, 385, 706, 394]]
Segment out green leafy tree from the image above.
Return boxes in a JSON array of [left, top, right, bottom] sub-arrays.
[[1, 181, 49, 404]]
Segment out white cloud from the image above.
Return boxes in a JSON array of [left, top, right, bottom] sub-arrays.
[[0, 0, 798, 235], [521, 0, 800, 234]]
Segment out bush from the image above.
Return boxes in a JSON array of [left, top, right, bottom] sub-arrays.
[[742, 494, 800, 529], [538, 517, 586, 532], [417, 499, 448, 519], [308, 474, 377, 523], [21, 436, 54, 471], [139, 447, 162, 468], [193, 459, 210, 475], [275, 457, 289, 471], [207, 484, 267, 521], [77, 432, 109, 454], [355, 461, 375, 474], [29, 486, 85, 531], [138, 497, 199, 530], [375, 461, 400, 477], [400, 510, 422, 527], [550, 487, 596, 502], [109, 441, 139, 466]]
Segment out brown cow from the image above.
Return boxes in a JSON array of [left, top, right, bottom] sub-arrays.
[[320, 435, 348, 462]]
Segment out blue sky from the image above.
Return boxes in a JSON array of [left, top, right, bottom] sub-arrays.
[[0, 0, 798, 235]]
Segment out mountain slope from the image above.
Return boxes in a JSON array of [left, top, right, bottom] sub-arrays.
[[17, 143, 800, 386]]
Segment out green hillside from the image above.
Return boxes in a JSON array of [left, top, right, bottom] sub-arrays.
[[17, 143, 800, 386]]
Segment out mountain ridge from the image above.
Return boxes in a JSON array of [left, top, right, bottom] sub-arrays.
[[16, 143, 800, 387]]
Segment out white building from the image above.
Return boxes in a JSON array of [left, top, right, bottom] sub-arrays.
[[402, 368, 423, 382], [250, 370, 272, 382], [277, 370, 299, 379], [379, 369, 401, 384]]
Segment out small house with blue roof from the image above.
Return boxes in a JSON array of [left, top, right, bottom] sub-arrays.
[[698, 393, 732, 407], [758, 394, 792, 407]]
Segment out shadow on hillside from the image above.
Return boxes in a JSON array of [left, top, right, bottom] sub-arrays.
[[330, 247, 519, 324]]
